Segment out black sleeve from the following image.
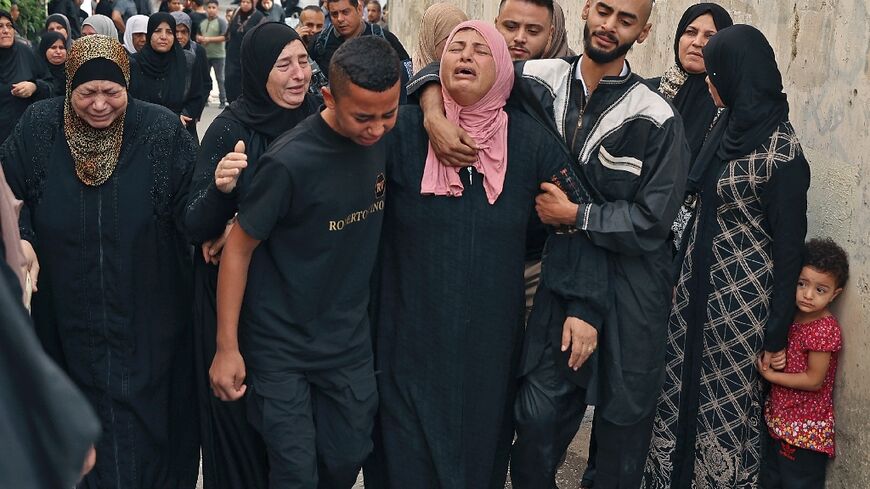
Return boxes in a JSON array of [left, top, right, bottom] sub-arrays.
[[532, 127, 609, 329], [576, 117, 691, 256], [761, 156, 810, 352], [236, 154, 293, 241], [0, 259, 101, 489], [170, 117, 199, 238], [0, 107, 38, 244], [183, 119, 245, 243], [183, 53, 207, 119], [406, 61, 441, 101]]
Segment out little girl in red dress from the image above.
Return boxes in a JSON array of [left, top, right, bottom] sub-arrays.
[[758, 238, 849, 489]]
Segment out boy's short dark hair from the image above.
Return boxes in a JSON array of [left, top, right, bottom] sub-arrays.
[[498, 0, 554, 16], [190, 0, 203, 6], [206, 0, 219, 5], [329, 36, 400, 98], [327, 0, 359, 7], [804, 237, 850, 288]]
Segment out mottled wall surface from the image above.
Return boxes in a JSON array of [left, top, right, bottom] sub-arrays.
[[391, 0, 870, 486]]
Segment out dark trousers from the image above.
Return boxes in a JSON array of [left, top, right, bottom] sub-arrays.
[[510, 345, 655, 489], [761, 433, 828, 489], [247, 357, 378, 489], [580, 412, 598, 487]]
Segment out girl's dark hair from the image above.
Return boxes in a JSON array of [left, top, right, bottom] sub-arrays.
[[804, 238, 850, 288]]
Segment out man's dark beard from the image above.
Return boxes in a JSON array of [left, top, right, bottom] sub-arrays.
[[583, 24, 635, 64]]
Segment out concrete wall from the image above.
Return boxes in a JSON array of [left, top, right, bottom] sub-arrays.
[[390, 0, 870, 486]]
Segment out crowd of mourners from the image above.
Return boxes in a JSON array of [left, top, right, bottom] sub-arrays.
[[0, 0, 853, 488]]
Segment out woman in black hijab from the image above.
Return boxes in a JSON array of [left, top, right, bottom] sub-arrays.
[[224, 0, 265, 102], [45, 13, 75, 45], [650, 3, 732, 251], [0, 33, 199, 489], [37, 31, 68, 96], [129, 12, 204, 134], [644, 25, 810, 489], [184, 22, 317, 489], [0, 10, 52, 143]]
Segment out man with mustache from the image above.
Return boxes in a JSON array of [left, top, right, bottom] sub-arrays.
[[408, 1, 690, 487]]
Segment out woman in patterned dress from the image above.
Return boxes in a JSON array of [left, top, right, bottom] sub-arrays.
[[642, 25, 811, 489]]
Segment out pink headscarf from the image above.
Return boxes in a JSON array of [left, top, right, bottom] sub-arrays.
[[420, 20, 514, 205]]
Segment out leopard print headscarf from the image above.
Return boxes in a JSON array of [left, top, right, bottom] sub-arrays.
[[63, 35, 131, 186]]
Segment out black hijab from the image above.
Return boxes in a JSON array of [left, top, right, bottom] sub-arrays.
[[0, 10, 21, 82], [38, 31, 67, 93], [45, 13, 73, 48], [137, 13, 187, 78], [1, 10, 43, 85], [689, 24, 789, 192], [226, 22, 315, 139], [658, 3, 732, 162], [229, 0, 265, 41]]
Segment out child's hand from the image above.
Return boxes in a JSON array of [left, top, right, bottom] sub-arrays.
[[770, 349, 787, 370], [756, 355, 774, 381]]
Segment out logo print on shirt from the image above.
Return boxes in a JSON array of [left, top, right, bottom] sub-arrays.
[[375, 173, 386, 199]]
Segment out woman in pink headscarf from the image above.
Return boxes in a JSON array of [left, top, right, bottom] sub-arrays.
[[374, 20, 609, 489]]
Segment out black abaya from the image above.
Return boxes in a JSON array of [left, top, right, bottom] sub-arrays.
[[36, 31, 68, 96], [0, 38, 52, 144], [375, 106, 608, 489], [129, 13, 204, 118], [183, 22, 317, 489], [0, 97, 199, 489], [224, 8, 265, 102]]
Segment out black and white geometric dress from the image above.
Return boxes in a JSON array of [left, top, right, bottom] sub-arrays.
[[643, 122, 810, 489]]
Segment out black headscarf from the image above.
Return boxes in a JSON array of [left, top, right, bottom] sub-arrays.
[[226, 22, 313, 139], [688, 24, 789, 192], [0, 10, 21, 82], [657, 3, 732, 162], [137, 13, 186, 77], [228, 0, 265, 42], [45, 13, 73, 48], [38, 31, 68, 94], [1, 10, 44, 85]]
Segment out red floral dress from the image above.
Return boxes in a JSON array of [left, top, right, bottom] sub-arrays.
[[765, 315, 841, 457]]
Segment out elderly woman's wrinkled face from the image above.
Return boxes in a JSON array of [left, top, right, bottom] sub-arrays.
[[46, 39, 67, 65], [132, 32, 147, 52], [441, 28, 496, 107], [82, 24, 97, 35], [266, 40, 312, 109], [71, 80, 128, 128], [47, 21, 69, 39], [0, 17, 15, 48], [151, 22, 174, 53], [679, 13, 717, 74]]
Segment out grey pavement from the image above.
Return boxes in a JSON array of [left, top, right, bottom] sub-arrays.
[[194, 85, 594, 489]]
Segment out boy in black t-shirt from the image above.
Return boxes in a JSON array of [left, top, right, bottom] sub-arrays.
[[209, 37, 402, 489]]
